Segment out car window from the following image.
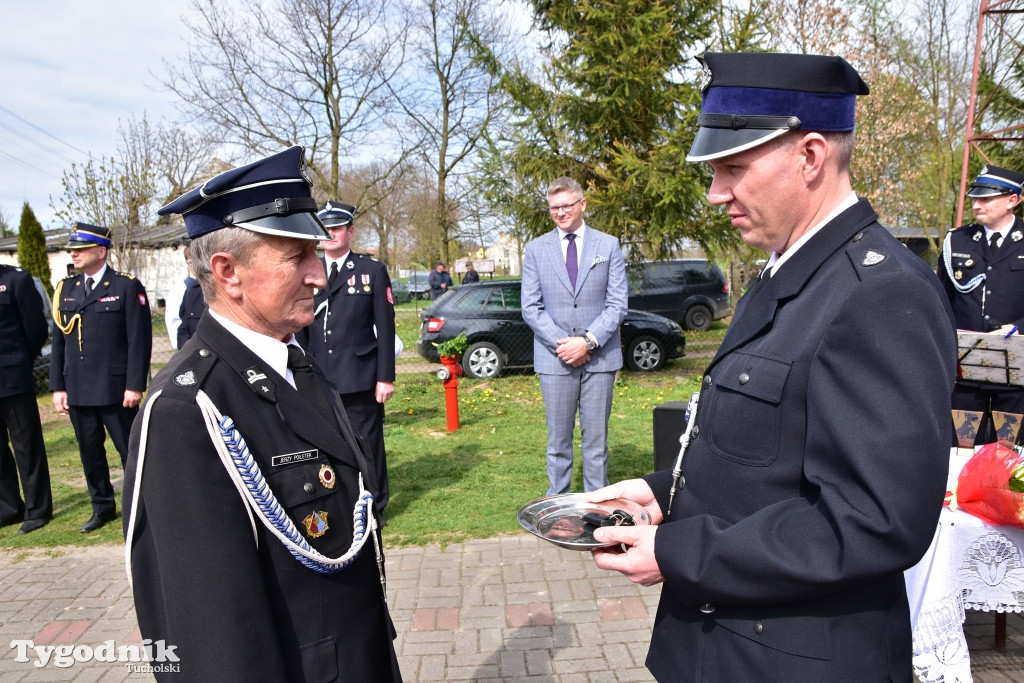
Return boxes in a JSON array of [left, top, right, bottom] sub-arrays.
[[452, 287, 493, 311], [683, 262, 718, 286], [499, 286, 521, 310]]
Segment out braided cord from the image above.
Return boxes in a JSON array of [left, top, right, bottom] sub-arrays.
[[942, 232, 986, 293], [50, 279, 84, 351], [196, 392, 375, 574]]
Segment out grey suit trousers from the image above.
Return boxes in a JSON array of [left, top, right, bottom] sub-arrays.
[[539, 369, 616, 494]]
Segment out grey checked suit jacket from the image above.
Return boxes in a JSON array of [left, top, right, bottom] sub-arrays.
[[522, 225, 628, 374]]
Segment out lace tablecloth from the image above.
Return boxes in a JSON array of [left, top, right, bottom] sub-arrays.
[[905, 449, 1024, 683]]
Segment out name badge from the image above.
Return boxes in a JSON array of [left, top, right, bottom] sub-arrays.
[[272, 449, 318, 466]]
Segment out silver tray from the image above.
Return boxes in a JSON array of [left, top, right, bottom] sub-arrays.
[[517, 493, 652, 550]]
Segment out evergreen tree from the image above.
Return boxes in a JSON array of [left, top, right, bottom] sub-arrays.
[[474, 0, 747, 258], [17, 203, 53, 298]]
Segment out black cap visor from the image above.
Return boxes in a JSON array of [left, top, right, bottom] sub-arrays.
[[234, 212, 331, 241], [967, 182, 1019, 198], [686, 127, 789, 162]]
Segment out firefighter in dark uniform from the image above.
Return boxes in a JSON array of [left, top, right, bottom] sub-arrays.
[[176, 275, 207, 348], [301, 201, 396, 514], [0, 264, 52, 534], [50, 224, 152, 533], [585, 53, 957, 681], [938, 165, 1024, 445], [124, 146, 401, 681]]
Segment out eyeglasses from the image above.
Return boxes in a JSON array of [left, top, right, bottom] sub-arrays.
[[548, 198, 583, 215]]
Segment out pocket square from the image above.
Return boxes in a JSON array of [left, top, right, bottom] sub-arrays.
[[590, 256, 608, 269]]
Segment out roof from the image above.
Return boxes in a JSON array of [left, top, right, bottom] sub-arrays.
[[0, 222, 188, 253]]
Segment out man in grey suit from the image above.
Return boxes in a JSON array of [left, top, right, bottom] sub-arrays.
[[522, 177, 628, 494]]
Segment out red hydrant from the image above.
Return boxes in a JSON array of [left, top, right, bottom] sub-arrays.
[[437, 356, 462, 431]]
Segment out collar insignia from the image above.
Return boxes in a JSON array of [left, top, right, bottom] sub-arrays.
[[862, 250, 886, 266], [1012, 231, 1023, 242], [345, 259, 356, 270]]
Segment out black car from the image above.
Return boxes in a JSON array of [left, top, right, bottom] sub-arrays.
[[626, 259, 730, 331], [415, 281, 685, 378]]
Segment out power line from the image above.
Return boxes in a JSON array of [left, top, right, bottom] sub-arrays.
[[0, 148, 59, 180], [0, 103, 89, 156]]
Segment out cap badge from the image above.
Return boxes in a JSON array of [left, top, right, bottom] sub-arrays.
[[174, 369, 197, 386], [862, 250, 886, 267], [319, 464, 336, 489], [698, 61, 713, 92], [302, 510, 329, 538]]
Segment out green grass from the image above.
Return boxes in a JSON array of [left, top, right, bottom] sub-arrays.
[[2, 320, 726, 551]]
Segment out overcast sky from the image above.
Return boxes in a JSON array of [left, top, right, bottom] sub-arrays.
[[0, 0, 197, 231]]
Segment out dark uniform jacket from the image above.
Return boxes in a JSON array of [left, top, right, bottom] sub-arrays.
[[0, 266, 47, 397], [124, 315, 400, 682], [175, 278, 206, 349], [49, 269, 152, 405], [303, 254, 395, 394], [937, 216, 1024, 332], [642, 200, 957, 682]]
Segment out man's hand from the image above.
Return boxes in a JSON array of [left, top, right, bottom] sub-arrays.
[[123, 390, 143, 409], [591, 525, 664, 586], [375, 381, 395, 404], [52, 391, 69, 414], [555, 336, 591, 367], [585, 479, 663, 525]]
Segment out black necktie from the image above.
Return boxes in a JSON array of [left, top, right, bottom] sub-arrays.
[[84, 277, 94, 296], [286, 345, 336, 425], [990, 232, 1001, 256], [566, 233, 578, 288], [328, 261, 339, 287]]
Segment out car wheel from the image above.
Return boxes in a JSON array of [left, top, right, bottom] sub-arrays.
[[462, 341, 505, 379], [625, 335, 665, 372], [683, 304, 712, 331]]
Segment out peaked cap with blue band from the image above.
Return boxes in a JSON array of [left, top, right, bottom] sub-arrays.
[[966, 165, 1024, 198], [158, 146, 330, 241], [318, 201, 355, 228], [686, 52, 869, 162], [66, 222, 113, 249]]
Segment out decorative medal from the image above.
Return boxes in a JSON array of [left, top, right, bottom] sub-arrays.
[[362, 274, 370, 292], [303, 510, 329, 538], [319, 464, 336, 489], [964, 259, 974, 267], [954, 270, 963, 280], [347, 275, 356, 294]]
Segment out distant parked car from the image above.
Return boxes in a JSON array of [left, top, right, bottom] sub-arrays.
[[404, 272, 432, 300], [627, 259, 730, 331], [415, 281, 686, 378], [390, 278, 412, 305]]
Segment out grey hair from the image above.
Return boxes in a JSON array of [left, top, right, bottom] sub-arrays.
[[547, 176, 584, 200], [189, 227, 264, 303]]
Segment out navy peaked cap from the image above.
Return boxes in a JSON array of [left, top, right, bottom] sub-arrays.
[[687, 52, 869, 162], [967, 165, 1024, 198], [66, 222, 112, 249], [158, 146, 330, 241], [318, 201, 355, 228]]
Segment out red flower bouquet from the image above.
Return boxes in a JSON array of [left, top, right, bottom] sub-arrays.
[[947, 442, 1024, 529]]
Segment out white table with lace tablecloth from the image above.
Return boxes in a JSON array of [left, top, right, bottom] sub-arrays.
[[906, 449, 1024, 683]]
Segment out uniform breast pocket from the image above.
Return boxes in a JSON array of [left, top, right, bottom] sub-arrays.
[[706, 352, 791, 466], [0, 292, 10, 306], [1010, 255, 1024, 272], [263, 457, 355, 571]]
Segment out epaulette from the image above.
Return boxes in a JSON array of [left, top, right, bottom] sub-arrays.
[[159, 347, 218, 404], [950, 223, 981, 233], [846, 228, 899, 278], [110, 270, 136, 280]]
